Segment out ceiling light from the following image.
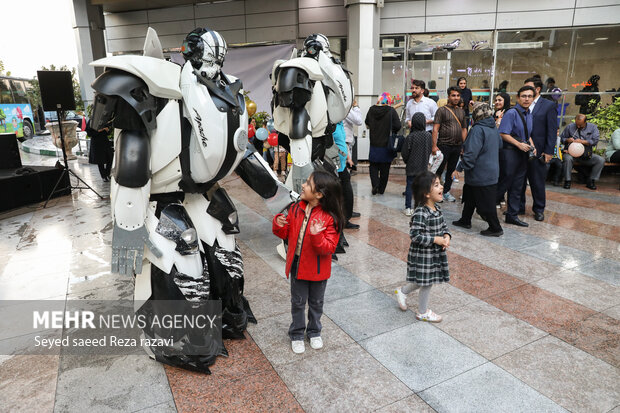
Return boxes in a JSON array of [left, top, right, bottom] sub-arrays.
[[594, 37, 608, 41], [582, 42, 595, 45]]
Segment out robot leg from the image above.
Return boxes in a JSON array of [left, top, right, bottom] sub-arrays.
[[203, 240, 256, 338]]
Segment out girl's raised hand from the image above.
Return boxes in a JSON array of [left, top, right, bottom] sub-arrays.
[[309, 219, 326, 235], [275, 215, 288, 227]]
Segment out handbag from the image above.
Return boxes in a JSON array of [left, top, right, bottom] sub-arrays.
[[388, 109, 404, 154]]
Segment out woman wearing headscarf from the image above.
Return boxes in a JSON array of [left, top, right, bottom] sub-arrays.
[[452, 103, 503, 237], [493, 92, 511, 207], [457, 77, 473, 126], [493, 92, 511, 128], [365, 92, 401, 195]]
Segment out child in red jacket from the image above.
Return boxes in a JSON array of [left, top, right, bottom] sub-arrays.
[[273, 171, 344, 354]]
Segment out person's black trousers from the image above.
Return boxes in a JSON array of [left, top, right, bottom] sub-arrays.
[[500, 148, 528, 219], [436, 144, 462, 194], [546, 158, 563, 183], [460, 183, 503, 232], [97, 163, 112, 180], [369, 162, 391, 194], [339, 168, 353, 220], [519, 158, 547, 214], [288, 257, 328, 341]]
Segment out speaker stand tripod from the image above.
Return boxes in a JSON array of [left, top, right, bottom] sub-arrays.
[[43, 109, 105, 208]]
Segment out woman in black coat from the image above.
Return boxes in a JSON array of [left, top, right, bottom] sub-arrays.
[[86, 120, 113, 181], [365, 93, 401, 195], [457, 77, 473, 126]]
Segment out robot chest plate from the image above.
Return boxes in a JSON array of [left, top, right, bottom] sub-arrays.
[[182, 81, 247, 185]]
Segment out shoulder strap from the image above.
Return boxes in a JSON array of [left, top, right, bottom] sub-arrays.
[[514, 108, 529, 141], [445, 106, 462, 129]]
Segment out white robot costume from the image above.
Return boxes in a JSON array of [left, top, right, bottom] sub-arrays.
[[90, 28, 295, 373], [271, 33, 354, 192]]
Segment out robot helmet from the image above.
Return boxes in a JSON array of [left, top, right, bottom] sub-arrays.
[[182, 27, 227, 78], [302, 33, 330, 58]]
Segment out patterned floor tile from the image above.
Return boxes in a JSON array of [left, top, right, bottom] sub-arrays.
[[275, 343, 412, 413], [419, 362, 567, 413], [437, 300, 548, 359], [360, 322, 487, 392], [495, 336, 620, 413]]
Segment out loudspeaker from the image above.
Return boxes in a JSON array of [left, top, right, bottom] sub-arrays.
[[0, 133, 22, 169], [0, 166, 70, 211], [37, 70, 76, 111]]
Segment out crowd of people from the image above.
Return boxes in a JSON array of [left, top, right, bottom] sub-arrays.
[[267, 75, 617, 354]]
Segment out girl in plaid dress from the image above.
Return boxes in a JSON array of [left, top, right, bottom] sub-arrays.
[[394, 170, 451, 322]]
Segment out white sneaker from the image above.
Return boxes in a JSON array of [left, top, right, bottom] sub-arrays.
[[395, 288, 407, 311], [309, 336, 323, 350], [453, 178, 459, 182], [291, 340, 305, 354], [403, 208, 413, 216], [416, 309, 442, 323], [443, 192, 456, 202]]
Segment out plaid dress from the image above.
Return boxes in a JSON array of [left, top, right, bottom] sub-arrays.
[[406, 204, 451, 285]]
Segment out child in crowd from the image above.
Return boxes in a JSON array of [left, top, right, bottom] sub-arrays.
[[272, 171, 344, 353], [401, 112, 433, 216], [395, 170, 451, 322]]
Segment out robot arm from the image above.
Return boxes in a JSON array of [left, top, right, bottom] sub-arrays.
[[235, 149, 299, 215], [91, 69, 163, 275], [110, 129, 162, 276]]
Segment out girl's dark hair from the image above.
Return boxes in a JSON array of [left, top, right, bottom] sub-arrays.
[[310, 171, 345, 232], [457, 77, 467, 86], [495, 92, 511, 111], [412, 170, 438, 208]]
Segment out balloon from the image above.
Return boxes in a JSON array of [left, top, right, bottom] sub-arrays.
[[246, 101, 257, 117], [568, 142, 584, 157], [248, 123, 255, 138], [256, 127, 268, 141], [267, 119, 276, 133], [267, 132, 278, 147]]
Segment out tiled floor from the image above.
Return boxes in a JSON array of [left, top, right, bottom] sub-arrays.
[[0, 152, 619, 412]]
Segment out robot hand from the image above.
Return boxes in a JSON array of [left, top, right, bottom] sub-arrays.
[[111, 225, 163, 276]]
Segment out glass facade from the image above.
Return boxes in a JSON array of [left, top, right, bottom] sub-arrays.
[[381, 25, 620, 130]]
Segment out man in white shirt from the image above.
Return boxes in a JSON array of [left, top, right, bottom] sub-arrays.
[[405, 79, 438, 132]]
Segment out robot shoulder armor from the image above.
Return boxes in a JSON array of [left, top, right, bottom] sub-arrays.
[[279, 57, 323, 81], [91, 56, 182, 99]]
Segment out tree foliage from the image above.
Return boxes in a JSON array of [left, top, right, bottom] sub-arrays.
[[589, 97, 620, 139]]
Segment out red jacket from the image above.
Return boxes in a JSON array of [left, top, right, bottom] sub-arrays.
[[272, 201, 339, 281]]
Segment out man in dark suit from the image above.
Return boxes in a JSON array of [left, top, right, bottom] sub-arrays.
[[519, 77, 557, 222]]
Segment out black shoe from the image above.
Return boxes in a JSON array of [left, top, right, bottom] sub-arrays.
[[345, 222, 360, 229], [332, 254, 338, 261], [351, 212, 361, 218], [534, 212, 544, 221], [480, 229, 503, 237], [586, 180, 597, 190], [342, 239, 349, 247], [451, 220, 472, 229], [402, 191, 406, 196], [505, 216, 529, 227], [335, 244, 346, 254], [102, 176, 109, 182], [563, 181, 571, 189], [372, 187, 378, 195]]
